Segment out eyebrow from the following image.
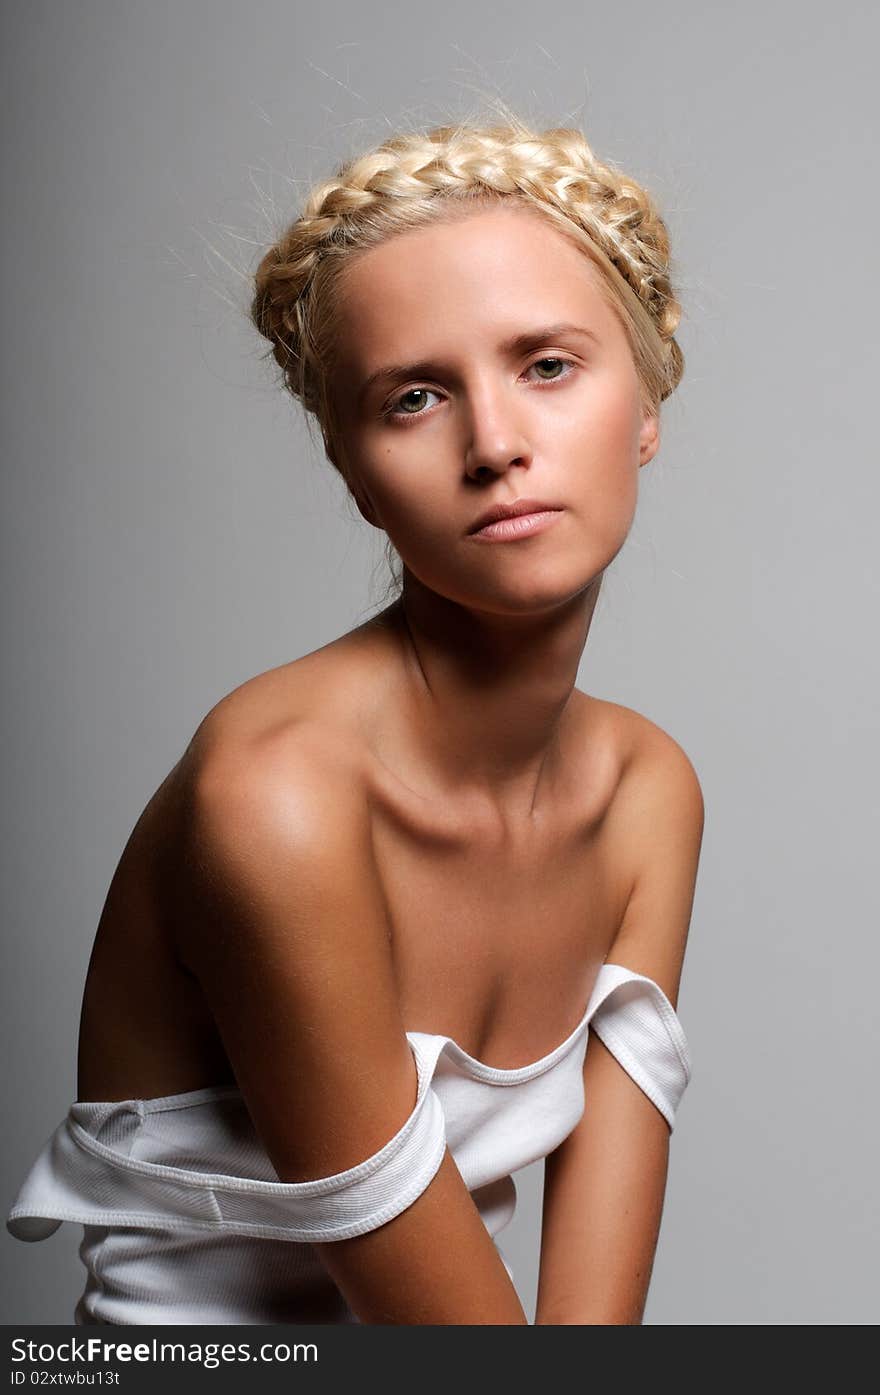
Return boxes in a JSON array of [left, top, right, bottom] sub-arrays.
[[357, 322, 600, 404]]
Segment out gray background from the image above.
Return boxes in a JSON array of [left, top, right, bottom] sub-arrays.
[[3, 0, 878, 1325]]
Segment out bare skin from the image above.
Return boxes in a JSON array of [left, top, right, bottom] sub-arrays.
[[75, 205, 702, 1324], [77, 618, 640, 1104]]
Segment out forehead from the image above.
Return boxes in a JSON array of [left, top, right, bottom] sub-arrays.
[[331, 204, 617, 367]]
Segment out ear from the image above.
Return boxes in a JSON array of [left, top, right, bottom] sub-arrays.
[[638, 408, 660, 469]]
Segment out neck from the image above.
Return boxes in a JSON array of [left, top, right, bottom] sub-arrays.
[[377, 569, 602, 823]]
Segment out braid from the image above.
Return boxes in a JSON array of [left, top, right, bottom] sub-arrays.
[[251, 119, 684, 422]]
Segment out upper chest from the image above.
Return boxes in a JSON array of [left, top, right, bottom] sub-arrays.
[[362, 714, 634, 1067], [84, 686, 639, 1087]]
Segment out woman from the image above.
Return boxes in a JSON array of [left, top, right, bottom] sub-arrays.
[[7, 114, 704, 1325]]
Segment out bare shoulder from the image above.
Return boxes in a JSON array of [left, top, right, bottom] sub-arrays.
[[167, 705, 416, 1183], [186, 691, 367, 818], [191, 611, 393, 747], [170, 615, 393, 848], [173, 704, 375, 948], [583, 698, 704, 1001], [143, 610, 409, 991], [584, 696, 704, 819]]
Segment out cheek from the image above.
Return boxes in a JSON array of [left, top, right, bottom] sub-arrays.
[[562, 386, 641, 481], [585, 376, 643, 453], [560, 392, 641, 541], [353, 441, 450, 544], [380, 493, 445, 547]]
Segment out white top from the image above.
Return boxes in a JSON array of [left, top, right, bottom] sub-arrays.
[[6, 963, 692, 1325]]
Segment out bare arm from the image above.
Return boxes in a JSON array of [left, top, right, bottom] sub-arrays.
[[174, 721, 527, 1326], [534, 731, 704, 1324]]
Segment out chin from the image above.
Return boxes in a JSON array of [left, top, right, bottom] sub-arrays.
[[448, 567, 601, 618]]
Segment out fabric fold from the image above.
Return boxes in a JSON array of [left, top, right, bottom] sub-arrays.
[[5, 961, 693, 1323], [7, 1037, 448, 1245], [586, 963, 692, 1131]]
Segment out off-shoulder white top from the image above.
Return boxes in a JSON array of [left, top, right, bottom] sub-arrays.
[[6, 963, 692, 1324]]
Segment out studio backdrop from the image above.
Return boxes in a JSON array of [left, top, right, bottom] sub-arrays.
[[2, 0, 878, 1326]]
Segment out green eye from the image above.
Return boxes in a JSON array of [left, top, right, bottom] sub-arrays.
[[385, 386, 441, 419], [383, 358, 574, 425], [531, 358, 567, 379]]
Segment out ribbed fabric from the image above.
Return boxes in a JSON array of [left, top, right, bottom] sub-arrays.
[[6, 963, 691, 1324]]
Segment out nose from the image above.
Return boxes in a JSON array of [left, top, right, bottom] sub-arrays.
[[463, 377, 533, 481]]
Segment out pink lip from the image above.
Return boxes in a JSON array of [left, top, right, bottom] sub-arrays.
[[469, 508, 564, 541]]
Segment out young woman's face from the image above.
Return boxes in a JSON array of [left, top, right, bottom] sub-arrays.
[[327, 204, 660, 614]]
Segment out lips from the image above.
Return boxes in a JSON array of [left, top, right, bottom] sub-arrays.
[[467, 497, 564, 535], [469, 509, 563, 542]]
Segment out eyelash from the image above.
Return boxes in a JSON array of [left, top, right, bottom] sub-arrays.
[[381, 357, 578, 424]]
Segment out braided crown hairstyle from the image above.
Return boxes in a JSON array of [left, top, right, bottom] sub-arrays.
[[251, 114, 684, 480]]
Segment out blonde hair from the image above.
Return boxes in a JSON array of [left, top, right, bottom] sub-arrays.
[[250, 113, 684, 587]]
